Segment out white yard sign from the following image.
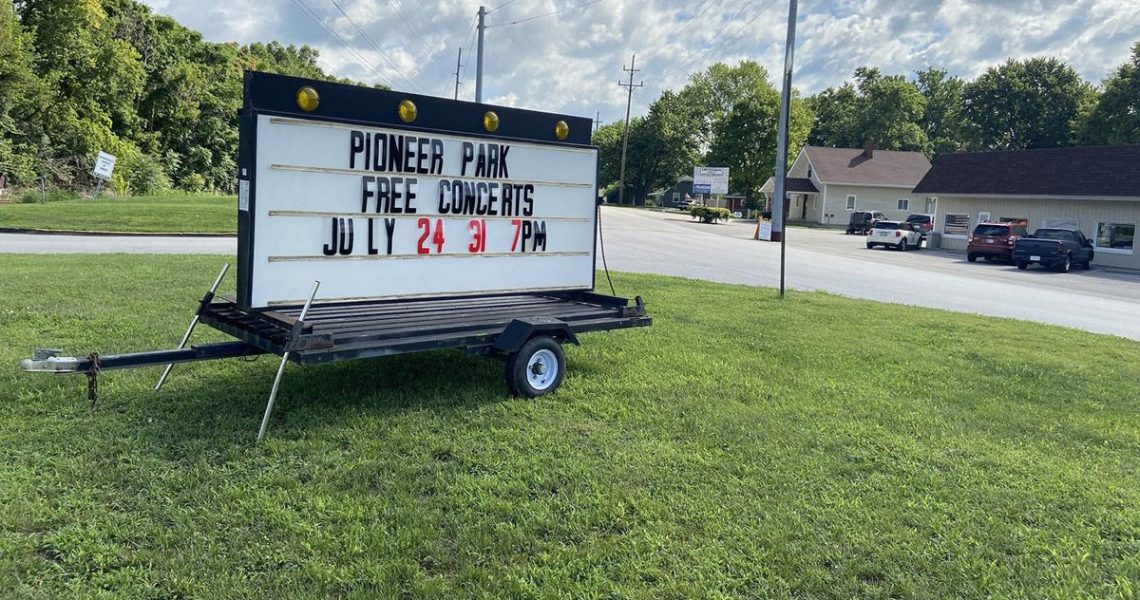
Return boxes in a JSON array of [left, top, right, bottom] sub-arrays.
[[693, 166, 729, 195], [93, 151, 117, 180], [245, 115, 597, 307]]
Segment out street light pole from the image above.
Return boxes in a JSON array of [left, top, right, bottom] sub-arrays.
[[773, 0, 798, 298]]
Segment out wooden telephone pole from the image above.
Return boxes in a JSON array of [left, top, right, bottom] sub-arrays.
[[617, 54, 642, 205]]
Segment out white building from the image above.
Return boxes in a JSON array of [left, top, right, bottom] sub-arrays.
[[761, 142, 932, 225]]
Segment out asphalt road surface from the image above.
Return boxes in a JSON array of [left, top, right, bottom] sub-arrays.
[[598, 207, 1140, 341], [3, 209, 1139, 340]]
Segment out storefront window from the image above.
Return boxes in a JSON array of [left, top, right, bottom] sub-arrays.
[[1095, 222, 1135, 253]]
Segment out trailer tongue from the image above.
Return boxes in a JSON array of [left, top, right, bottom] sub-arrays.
[[20, 72, 651, 440]]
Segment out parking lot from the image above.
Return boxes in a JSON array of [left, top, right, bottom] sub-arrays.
[[599, 206, 1140, 340]]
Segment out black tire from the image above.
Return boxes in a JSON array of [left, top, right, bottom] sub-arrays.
[[898, 239, 907, 251], [1057, 253, 1072, 273], [1016, 261, 1028, 270], [505, 336, 566, 398], [1082, 260, 1092, 270], [967, 253, 977, 263], [866, 243, 874, 249]]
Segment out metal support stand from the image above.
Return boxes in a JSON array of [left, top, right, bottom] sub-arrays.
[[257, 280, 321, 443], [91, 178, 105, 202], [155, 263, 230, 391]]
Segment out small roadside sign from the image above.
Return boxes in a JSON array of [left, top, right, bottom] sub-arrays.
[[693, 166, 729, 195], [93, 151, 117, 181]]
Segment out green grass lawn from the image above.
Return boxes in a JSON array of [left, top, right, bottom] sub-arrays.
[[0, 194, 237, 234], [1, 255, 1138, 598]]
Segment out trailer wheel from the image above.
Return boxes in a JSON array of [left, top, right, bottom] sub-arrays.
[[506, 336, 565, 398]]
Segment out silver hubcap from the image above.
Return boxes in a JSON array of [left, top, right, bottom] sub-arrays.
[[526, 349, 558, 391]]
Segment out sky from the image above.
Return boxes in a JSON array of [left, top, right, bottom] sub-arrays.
[[142, 0, 1140, 123]]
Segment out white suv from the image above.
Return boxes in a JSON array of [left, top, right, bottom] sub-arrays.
[[866, 220, 922, 251]]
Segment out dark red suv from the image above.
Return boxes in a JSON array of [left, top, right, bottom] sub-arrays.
[[967, 222, 1029, 262]]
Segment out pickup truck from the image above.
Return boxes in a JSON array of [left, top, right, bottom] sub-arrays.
[[1012, 228, 1094, 272]]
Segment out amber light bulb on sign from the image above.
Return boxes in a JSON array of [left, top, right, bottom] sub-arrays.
[[295, 86, 320, 112], [398, 99, 417, 123], [483, 111, 500, 132], [555, 120, 569, 140]]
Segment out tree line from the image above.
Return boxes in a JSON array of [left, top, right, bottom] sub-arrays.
[[0, 0, 371, 196], [2, 1, 1136, 202], [595, 42, 1140, 205]]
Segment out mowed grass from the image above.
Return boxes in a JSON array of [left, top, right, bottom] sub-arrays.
[[0, 194, 236, 234], [1, 255, 1138, 599]]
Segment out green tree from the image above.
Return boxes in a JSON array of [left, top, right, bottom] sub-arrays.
[[805, 83, 859, 148], [806, 68, 928, 153], [707, 89, 812, 202], [962, 57, 1097, 150], [915, 67, 965, 155], [621, 90, 703, 204], [683, 60, 774, 150], [591, 120, 624, 191], [851, 67, 929, 152], [1080, 41, 1140, 145], [0, 0, 44, 183]]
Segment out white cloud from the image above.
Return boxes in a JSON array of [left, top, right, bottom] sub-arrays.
[[142, 0, 1140, 120]]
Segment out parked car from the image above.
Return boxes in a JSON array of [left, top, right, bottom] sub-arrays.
[[905, 214, 935, 238], [866, 220, 922, 251], [846, 211, 887, 235], [1013, 228, 1094, 272], [966, 221, 1029, 262]]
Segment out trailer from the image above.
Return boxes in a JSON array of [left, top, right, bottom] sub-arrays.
[[20, 72, 651, 440]]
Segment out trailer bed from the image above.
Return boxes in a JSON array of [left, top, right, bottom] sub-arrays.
[[200, 291, 650, 364]]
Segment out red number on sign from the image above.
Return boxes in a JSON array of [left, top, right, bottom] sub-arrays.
[[432, 219, 445, 253], [468, 219, 486, 253], [416, 217, 430, 254], [510, 219, 522, 252]]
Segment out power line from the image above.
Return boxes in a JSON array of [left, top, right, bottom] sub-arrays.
[[656, 0, 780, 83], [486, 0, 522, 14], [326, 0, 427, 92], [486, 0, 606, 28], [639, 0, 727, 61], [290, 0, 392, 87], [387, 0, 436, 59]]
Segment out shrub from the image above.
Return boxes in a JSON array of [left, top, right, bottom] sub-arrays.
[[119, 153, 172, 196], [688, 205, 732, 223], [17, 189, 40, 204], [179, 173, 207, 193]]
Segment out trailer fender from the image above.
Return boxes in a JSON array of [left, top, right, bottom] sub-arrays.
[[493, 317, 579, 353]]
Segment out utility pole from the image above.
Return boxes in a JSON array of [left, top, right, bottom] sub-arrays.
[[594, 111, 602, 132], [617, 54, 642, 205], [475, 5, 486, 103], [772, 0, 798, 299], [452, 47, 463, 100]]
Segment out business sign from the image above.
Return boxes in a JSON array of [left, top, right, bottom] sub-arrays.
[[237, 72, 597, 308], [693, 166, 729, 195], [93, 151, 117, 180]]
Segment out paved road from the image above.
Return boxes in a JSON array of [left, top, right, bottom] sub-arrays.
[[3, 210, 1139, 340], [598, 207, 1140, 341]]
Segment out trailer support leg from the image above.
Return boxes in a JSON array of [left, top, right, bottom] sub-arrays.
[[155, 263, 230, 392], [257, 280, 320, 443]]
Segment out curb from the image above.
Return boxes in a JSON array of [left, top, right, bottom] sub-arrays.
[[0, 227, 235, 238]]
